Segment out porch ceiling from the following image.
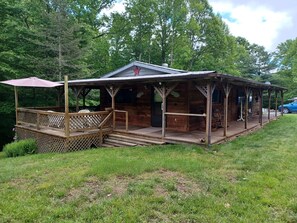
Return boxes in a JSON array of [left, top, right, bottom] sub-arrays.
[[66, 71, 285, 91]]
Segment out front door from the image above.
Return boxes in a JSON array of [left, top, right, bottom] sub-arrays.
[[151, 88, 162, 127]]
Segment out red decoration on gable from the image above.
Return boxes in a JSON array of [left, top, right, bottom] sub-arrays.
[[133, 66, 141, 76]]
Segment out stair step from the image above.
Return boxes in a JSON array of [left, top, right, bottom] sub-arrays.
[[101, 143, 116, 148], [102, 141, 122, 147], [104, 138, 137, 147], [109, 133, 165, 145], [108, 136, 151, 146]]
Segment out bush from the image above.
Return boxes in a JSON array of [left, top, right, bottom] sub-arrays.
[[3, 139, 37, 158]]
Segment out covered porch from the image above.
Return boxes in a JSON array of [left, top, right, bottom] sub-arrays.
[[14, 71, 286, 152], [114, 111, 280, 145]]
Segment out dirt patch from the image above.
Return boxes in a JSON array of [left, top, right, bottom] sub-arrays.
[[9, 178, 30, 190], [63, 176, 130, 202], [140, 169, 202, 197], [62, 169, 202, 203]]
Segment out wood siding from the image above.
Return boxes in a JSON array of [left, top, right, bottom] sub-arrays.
[[100, 82, 249, 132]]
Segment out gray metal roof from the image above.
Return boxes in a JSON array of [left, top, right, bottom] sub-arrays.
[[101, 61, 186, 78], [67, 71, 285, 91]]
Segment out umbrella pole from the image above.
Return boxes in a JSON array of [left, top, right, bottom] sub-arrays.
[[64, 75, 70, 137], [14, 86, 18, 125]]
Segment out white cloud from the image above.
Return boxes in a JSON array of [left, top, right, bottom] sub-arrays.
[[210, 1, 293, 51], [100, 0, 126, 17]]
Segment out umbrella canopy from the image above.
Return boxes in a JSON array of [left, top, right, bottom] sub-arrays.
[[0, 77, 62, 88]]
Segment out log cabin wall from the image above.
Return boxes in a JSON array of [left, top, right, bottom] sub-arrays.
[[100, 82, 259, 132], [166, 83, 189, 132], [229, 87, 241, 121], [188, 82, 206, 131], [251, 90, 260, 116], [100, 85, 151, 127]]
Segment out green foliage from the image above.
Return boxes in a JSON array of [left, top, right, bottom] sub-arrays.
[[3, 139, 37, 158]]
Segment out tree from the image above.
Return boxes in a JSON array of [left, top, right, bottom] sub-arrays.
[[272, 38, 297, 99], [26, 0, 89, 81]]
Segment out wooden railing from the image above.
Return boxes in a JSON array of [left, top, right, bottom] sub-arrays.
[[17, 108, 114, 138], [164, 112, 206, 117]]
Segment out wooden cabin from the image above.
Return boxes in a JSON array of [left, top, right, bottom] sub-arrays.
[[16, 61, 285, 152]]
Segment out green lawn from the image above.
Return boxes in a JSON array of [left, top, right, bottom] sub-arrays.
[[1, 116, 297, 222]]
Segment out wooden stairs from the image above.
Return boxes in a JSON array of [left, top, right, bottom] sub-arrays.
[[102, 132, 166, 148]]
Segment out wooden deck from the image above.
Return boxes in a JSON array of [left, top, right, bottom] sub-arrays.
[[114, 113, 280, 145], [16, 106, 281, 152]]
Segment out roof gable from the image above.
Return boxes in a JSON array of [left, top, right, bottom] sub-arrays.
[[102, 61, 186, 78]]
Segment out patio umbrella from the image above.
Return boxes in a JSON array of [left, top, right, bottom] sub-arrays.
[[0, 76, 62, 88], [0, 77, 63, 124]]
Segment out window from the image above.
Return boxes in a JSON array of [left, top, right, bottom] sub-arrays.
[[115, 88, 136, 104]]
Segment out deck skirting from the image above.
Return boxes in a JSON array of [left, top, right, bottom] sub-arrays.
[[16, 126, 105, 153]]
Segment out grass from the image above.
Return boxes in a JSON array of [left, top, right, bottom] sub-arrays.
[[1, 115, 297, 222]]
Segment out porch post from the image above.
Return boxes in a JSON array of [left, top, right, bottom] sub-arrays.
[[206, 83, 213, 146], [281, 90, 284, 116], [268, 90, 271, 121], [64, 75, 70, 137], [161, 85, 166, 138], [275, 90, 278, 119], [73, 87, 83, 112], [154, 83, 178, 139], [244, 88, 250, 129], [82, 88, 91, 108], [259, 90, 263, 126], [106, 86, 120, 130], [223, 83, 231, 137], [14, 86, 18, 125], [82, 89, 86, 107]]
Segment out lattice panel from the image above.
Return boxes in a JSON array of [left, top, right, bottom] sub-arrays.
[[47, 113, 65, 129], [16, 127, 65, 153], [17, 127, 36, 140], [67, 134, 102, 152], [39, 113, 50, 127], [18, 111, 37, 125], [16, 127, 107, 153], [69, 113, 106, 131], [37, 133, 65, 153]]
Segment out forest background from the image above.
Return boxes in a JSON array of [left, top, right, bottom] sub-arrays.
[[0, 0, 296, 149]]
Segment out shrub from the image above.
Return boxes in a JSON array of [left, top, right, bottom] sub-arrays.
[[3, 139, 37, 158]]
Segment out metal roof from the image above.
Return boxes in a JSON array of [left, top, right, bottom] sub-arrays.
[[67, 71, 285, 91], [101, 61, 186, 78]]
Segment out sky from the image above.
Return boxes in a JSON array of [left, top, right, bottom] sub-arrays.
[[209, 0, 296, 51], [103, 0, 297, 52]]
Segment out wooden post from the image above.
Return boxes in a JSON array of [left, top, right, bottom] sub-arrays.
[[83, 89, 86, 108], [275, 91, 278, 119], [154, 83, 178, 139], [268, 90, 271, 121], [37, 113, 40, 130], [259, 90, 263, 126], [64, 75, 70, 137], [14, 86, 18, 125], [99, 126, 103, 146], [106, 86, 120, 130], [244, 88, 250, 129], [223, 83, 231, 137], [161, 85, 166, 138], [281, 90, 284, 116], [125, 111, 128, 131], [206, 83, 213, 146]]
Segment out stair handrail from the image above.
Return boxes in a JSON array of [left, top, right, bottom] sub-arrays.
[[98, 109, 114, 145]]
